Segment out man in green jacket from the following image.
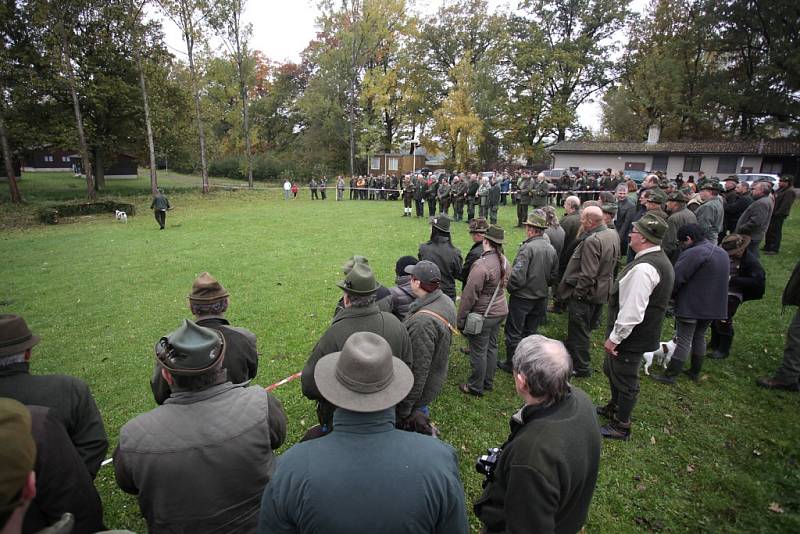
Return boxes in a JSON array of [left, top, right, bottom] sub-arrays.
[[302, 263, 413, 433], [530, 172, 550, 209], [150, 189, 170, 230], [474, 335, 601, 533]]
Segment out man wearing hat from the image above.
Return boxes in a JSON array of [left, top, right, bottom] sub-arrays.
[[515, 173, 533, 227], [735, 180, 773, 255], [597, 213, 674, 440], [398, 261, 457, 431], [614, 185, 635, 257], [419, 215, 463, 302], [150, 188, 171, 230], [333, 256, 393, 318], [451, 175, 467, 221], [260, 332, 467, 533], [556, 206, 620, 378], [724, 181, 753, 234], [662, 191, 698, 263], [644, 188, 669, 221], [114, 320, 287, 533], [151, 272, 260, 404], [302, 263, 413, 434], [0, 399, 37, 534], [722, 176, 739, 205], [460, 217, 489, 291], [388, 255, 419, 321], [500, 212, 559, 373], [0, 314, 108, 479], [437, 175, 452, 216], [764, 175, 795, 255], [695, 179, 724, 242]]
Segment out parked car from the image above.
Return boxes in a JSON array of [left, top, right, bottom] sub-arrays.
[[736, 173, 780, 191], [622, 170, 651, 184], [542, 168, 574, 182]]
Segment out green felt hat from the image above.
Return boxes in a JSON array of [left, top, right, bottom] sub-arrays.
[[632, 213, 668, 244], [155, 319, 226, 376], [336, 262, 380, 295], [523, 212, 548, 229], [484, 224, 505, 244]]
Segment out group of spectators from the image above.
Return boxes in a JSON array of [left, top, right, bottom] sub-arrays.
[[2, 168, 798, 533]]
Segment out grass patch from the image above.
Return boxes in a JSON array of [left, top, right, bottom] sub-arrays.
[[1, 174, 799, 532]]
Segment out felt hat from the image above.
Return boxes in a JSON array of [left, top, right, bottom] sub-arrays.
[[155, 319, 226, 376], [395, 256, 418, 277], [646, 188, 667, 204], [468, 217, 489, 234], [724, 176, 738, 182], [336, 263, 380, 295], [0, 398, 36, 514], [632, 213, 668, 244], [314, 332, 413, 413], [779, 175, 792, 183], [342, 255, 370, 275], [405, 260, 441, 283], [523, 212, 548, 229], [667, 191, 689, 203], [721, 234, 751, 257], [430, 214, 451, 233], [483, 224, 505, 244], [699, 178, 721, 191], [0, 315, 40, 357], [188, 272, 230, 303], [600, 203, 618, 214]]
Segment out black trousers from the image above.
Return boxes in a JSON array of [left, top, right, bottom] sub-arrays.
[[453, 200, 465, 220], [764, 215, 786, 252], [428, 198, 437, 217], [154, 209, 166, 229], [603, 351, 641, 424], [516, 203, 529, 225], [439, 198, 450, 215], [504, 296, 547, 362], [565, 299, 602, 375], [415, 199, 425, 217], [467, 200, 477, 221]]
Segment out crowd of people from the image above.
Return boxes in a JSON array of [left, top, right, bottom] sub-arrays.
[[3, 168, 798, 533]]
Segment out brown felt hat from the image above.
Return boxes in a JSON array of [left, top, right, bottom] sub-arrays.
[[0, 398, 36, 514], [0, 315, 41, 357], [188, 272, 229, 303], [721, 234, 751, 257], [667, 191, 688, 203], [468, 217, 489, 234], [155, 319, 226, 376], [314, 332, 413, 412]]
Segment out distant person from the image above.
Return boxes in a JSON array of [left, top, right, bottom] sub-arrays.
[[114, 320, 286, 533], [419, 215, 463, 302], [150, 272, 259, 405], [259, 332, 468, 533], [336, 175, 345, 201], [0, 314, 108, 479], [283, 179, 291, 200], [150, 189, 171, 230], [763, 175, 795, 255], [474, 336, 601, 534], [291, 182, 298, 198], [309, 178, 319, 200], [319, 177, 327, 200]]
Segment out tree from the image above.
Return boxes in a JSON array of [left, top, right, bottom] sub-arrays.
[[432, 59, 483, 170], [159, 0, 212, 192]]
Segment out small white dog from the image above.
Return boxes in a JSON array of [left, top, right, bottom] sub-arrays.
[[115, 210, 128, 223], [642, 339, 676, 375]]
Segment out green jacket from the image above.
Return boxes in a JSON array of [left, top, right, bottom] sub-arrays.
[[302, 304, 413, 427], [663, 207, 697, 263], [556, 225, 620, 304], [400, 289, 456, 420], [150, 193, 170, 210], [507, 236, 559, 300], [517, 177, 533, 205], [474, 387, 601, 534], [530, 179, 550, 208]]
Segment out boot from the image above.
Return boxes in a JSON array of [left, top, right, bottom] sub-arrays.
[[683, 353, 703, 382], [497, 360, 513, 373], [707, 328, 718, 351], [709, 333, 732, 359], [599, 418, 631, 441], [595, 401, 616, 419], [651, 358, 684, 385]]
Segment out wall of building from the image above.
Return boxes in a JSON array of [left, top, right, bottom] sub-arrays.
[[553, 152, 767, 179]]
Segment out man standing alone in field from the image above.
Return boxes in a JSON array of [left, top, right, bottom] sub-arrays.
[[150, 189, 170, 230]]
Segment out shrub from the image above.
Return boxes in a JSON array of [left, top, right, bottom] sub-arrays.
[[37, 201, 137, 224]]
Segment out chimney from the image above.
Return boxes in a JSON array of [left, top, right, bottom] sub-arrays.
[[647, 124, 661, 144]]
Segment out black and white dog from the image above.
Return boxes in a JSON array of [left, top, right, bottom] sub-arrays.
[[115, 210, 128, 223]]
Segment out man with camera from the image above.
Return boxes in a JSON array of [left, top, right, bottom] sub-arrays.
[[474, 335, 601, 533]]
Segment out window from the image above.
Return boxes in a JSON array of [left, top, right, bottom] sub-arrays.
[[651, 155, 668, 172], [761, 161, 783, 174], [683, 155, 702, 172], [371, 157, 381, 170], [717, 156, 737, 174], [388, 158, 399, 171], [43, 155, 54, 162], [62, 156, 71, 163]]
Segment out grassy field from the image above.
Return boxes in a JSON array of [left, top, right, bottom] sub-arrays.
[[1, 172, 799, 532]]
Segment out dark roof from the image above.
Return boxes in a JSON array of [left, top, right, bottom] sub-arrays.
[[548, 140, 800, 156]]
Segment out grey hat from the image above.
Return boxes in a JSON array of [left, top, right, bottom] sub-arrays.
[[155, 320, 226, 376], [600, 203, 618, 214], [0, 315, 41, 357], [483, 224, 505, 244], [646, 188, 667, 205], [314, 332, 413, 412], [523, 212, 548, 229], [405, 260, 441, 283], [632, 213, 668, 244], [342, 255, 369, 275], [430, 215, 451, 233], [336, 263, 380, 295]]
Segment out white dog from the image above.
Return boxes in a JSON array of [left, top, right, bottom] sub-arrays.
[[115, 210, 128, 223], [642, 339, 676, 375]]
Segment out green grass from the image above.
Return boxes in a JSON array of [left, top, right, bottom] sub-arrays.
[[1, 172, 799, 532]]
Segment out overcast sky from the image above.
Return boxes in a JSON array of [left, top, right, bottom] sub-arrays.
[[154, 0, 648, 131]]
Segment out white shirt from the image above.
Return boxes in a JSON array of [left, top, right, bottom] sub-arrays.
[[609, 246, 662, 345], [283, 181, 291, 191]]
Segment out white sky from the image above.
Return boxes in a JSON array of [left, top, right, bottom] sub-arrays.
[[155, 0, 649, 131]]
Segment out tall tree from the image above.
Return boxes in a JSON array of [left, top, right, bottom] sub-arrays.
[[159, 0, 211, 192]]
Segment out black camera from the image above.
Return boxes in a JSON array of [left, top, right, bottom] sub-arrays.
[[475, 447, 501, 483]]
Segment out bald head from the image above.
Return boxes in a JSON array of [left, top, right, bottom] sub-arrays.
[[513, 335, 571, 407]]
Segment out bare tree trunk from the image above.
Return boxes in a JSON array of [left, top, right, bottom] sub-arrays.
[[137, 54, 159, 195], [59, 24, 95, 200], [238, 58, 253, 188], [0, 115, 22, 203], [94, 149, 105, 189], [186, 45, 209, 193]]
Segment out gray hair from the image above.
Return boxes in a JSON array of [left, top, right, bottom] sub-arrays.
[[348, 293, 377, 308], [0, 352, 26, 367], [512, 335, 572, 406], [754, 181, 772, 195], [615, 183, 628, 193], [564, 196, 581, 211]]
